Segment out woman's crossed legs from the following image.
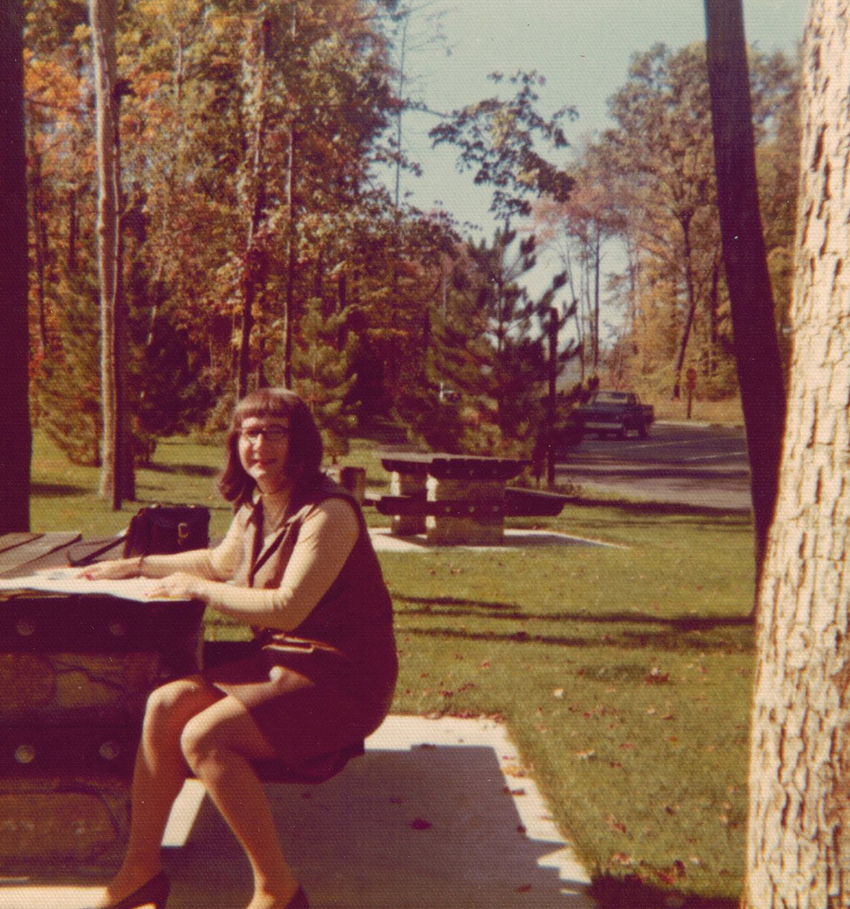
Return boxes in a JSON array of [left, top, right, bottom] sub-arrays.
[[97, 676, 301, 909]]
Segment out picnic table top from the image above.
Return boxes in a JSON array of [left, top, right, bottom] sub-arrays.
[[380, 452, 530, 481], [0, 532, 85, 578]]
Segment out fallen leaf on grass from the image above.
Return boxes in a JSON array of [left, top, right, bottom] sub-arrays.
[[606, 814, 628, 835]]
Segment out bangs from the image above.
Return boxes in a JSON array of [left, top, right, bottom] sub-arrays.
[[232, 388, 295, 427]]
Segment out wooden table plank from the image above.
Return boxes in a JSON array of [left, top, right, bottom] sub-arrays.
[[380, 451, 529, 480], [0, 533, 41, 556], [0, 532, 82, 577]]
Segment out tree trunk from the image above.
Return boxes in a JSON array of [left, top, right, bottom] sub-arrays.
[[546, 307, 558, 487], [89, 0, 126, 509], [671, 214, 696, 399], [591, 230, 601, 371], [238, 17, 270, 400], [282, 6, 298, 390], [705, 0, 787, 580], [741, 2, 850, 905], [0, 0, 31, 533], [283, 125, 296, 388], [28, 134, 49, 355], [67, 186, 78, 273]]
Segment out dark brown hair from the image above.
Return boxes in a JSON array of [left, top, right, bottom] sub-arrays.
[[218, 388, 324, 508]]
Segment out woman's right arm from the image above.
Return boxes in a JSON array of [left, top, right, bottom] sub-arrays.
[[78, 516, 243, 582]]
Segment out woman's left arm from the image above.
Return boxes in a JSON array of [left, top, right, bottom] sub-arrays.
[[147, 498, 359, 630]]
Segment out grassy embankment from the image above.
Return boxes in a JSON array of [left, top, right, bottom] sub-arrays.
[[30, 428, 755, 907]]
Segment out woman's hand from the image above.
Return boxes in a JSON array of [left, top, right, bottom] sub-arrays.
[[146, 572, 214, 603], [76, 558, 141, 581]]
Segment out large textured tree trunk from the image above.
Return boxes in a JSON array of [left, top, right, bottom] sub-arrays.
[[705, 0, 787, 581], [0, 0, 32, 533], [89, 0, 127, 509], [742, 2, 850, 905]]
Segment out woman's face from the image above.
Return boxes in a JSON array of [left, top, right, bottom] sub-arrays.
[[237, 415, 292, 494]]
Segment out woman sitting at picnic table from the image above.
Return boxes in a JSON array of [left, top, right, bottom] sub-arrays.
[[78, 388, 397, 909]]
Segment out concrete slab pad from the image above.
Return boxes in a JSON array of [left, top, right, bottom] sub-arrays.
[[0, 717, 594, 909], [369, 528, 625, 553]]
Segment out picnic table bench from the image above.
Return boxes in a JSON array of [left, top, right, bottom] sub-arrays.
[[375, 452, 567, 545]]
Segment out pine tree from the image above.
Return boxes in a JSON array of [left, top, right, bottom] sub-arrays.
[[290, 299, 356, 462]]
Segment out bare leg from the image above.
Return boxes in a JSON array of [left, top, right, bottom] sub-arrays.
[[95, 676, 223, 908], [181, 696, 301, 909]]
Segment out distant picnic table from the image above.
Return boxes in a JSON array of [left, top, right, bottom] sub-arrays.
[[373, 452, 567, 545]]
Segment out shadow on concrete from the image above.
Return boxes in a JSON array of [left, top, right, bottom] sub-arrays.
[[163, 745, 590, 909]]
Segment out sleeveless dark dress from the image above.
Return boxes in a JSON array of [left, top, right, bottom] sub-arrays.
[[203, 476, 397, 760]]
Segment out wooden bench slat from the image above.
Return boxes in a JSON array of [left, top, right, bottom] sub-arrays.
[[428, 459, 527, 481], [375, 494, 566, 518]]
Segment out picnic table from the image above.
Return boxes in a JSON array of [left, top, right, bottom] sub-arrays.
[[0, 531, 205, 869], [375, 452, 567, 545]]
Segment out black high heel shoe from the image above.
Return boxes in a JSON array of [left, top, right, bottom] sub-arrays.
[[285, 886, 310, 909], [92, 870, 170, 909]]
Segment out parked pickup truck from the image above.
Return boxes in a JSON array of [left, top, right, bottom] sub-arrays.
[[572, 390, 654, 440]]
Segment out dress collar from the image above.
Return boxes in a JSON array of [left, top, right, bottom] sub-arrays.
[[250, 487, 294, 533]]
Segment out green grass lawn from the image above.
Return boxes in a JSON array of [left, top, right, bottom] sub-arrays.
[[28, 430, 755, 907]]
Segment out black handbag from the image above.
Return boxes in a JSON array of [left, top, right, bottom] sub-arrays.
[[123, 504, 210, 557]]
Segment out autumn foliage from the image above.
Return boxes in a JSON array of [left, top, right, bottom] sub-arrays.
[[21, 2, 797, 465]]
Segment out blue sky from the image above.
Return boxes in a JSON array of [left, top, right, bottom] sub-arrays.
[[390, 0, 808, 237]]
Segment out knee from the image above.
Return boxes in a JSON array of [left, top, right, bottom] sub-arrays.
[[180, 714, 220, 776], [143, 679, 201, 735]]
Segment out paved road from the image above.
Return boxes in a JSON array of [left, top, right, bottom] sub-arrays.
[[556, 421, 752, 511]]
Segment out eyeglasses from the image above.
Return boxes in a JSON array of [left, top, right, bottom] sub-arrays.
[[240, 426, 290, 442]]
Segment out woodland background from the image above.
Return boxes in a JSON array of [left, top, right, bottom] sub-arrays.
[[21, 0, 798, 468]]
